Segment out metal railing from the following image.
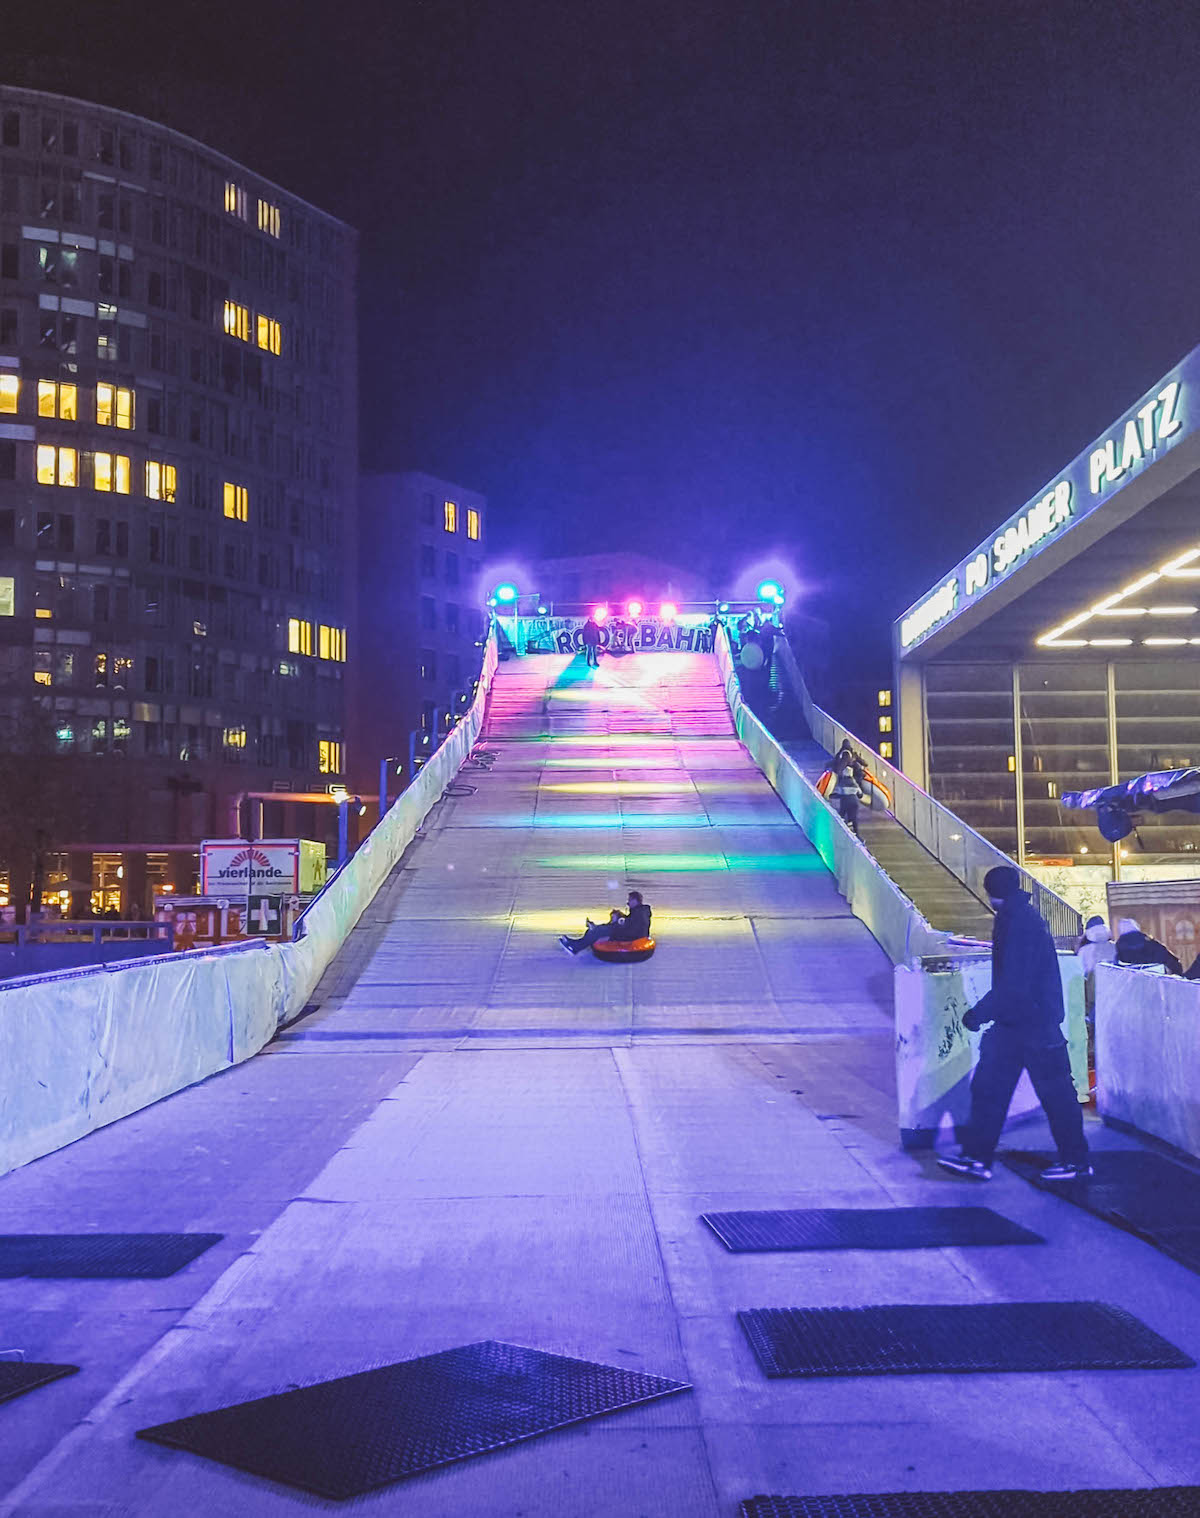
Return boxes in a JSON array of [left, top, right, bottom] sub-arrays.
[[773, 639, 1083, 947]]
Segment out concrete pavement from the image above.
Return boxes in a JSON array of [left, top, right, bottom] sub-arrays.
[[1, 651, 1198, 1515]]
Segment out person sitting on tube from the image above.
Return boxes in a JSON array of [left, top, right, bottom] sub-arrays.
[[559, 890, 651, 957]]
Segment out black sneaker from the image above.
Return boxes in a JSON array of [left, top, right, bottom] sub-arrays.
[[558, 936, 578, 956], [936, 1153, 992, 1180], [1039, 1160, 1094, 1182]]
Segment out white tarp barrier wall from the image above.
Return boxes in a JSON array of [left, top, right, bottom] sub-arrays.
[[1096, 962, 1200, 1159], [715, 625, 944, 966], [716, 627, 1087, 1148], [894, 955, 1088, 1149], [0, 631, 500, 1176]]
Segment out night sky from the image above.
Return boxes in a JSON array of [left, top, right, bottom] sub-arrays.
[[9, 0, 1200, 713]]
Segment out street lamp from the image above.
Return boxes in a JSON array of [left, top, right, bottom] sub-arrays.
[[378, 755, 404, 819]]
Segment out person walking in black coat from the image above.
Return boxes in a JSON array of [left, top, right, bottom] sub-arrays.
[[937, 865, 1090, 1183]]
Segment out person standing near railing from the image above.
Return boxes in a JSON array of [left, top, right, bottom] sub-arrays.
[[937, 865, 1091, 1184], [829, 748, 864, 836]]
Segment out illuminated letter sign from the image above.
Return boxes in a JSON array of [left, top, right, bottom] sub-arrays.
[[993, 480, 1072, 577], [1089, 382, 1182, 495], [900, 578, 958, 648]]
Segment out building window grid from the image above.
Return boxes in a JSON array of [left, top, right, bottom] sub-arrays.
[[93, 452, 131, 494], [36, 444, 77, 486], [223, 481, 249, 521], [317, 624, 346, 662], [145, 460, 177, 501], [223, 299, 250, 342], [38, 380, 77, 419], [96, 382, 134, 430], [256, 314, 282, 355], [224, 180, 248, 219], [288, 617, 313, 656], [257, 198, 281, 238]]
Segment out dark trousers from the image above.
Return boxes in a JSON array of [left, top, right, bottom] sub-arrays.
[[583, 644, 600, 667], [964, 1025, 1088, 1165], [835, 793, 859, 833]]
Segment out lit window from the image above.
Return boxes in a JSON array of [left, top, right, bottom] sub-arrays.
[[223, 725, 247, 748], [1007, 755, 1016, 773], [36, 444, 77, 486], [33, 669, 52, 686], [255, 314, 282, 355], [879, 741, 893, 759], [0, 375, 17, 414], [257, 198, 281, 237], [466, 507, 481, 541], [318, 739, 343, 774], [37, 380, 76, 419], [224, 180, 247, 219], [95, 382, 134, 429], [878, 715, 893, 734], [93, 452, 130, 493], [145, 460, 177, 501], [443, 500, 458, 533], [223, 481, 249, 521], [318, 624, 347, 662], [288, 617, 313, 655], [222, 300, 250, 341], [877, 690, 892, 707]]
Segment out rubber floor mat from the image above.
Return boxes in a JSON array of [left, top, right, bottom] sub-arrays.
[[137, 1340, 691, 1499], [736, 1302, 1193, 1378], [701, 1207, 1043, 1252], [740, 1490, 1200, 1517], [0, 1362, 78, 1405], [1002, 1149, 1200, 1274], [0, 1233, 222, 1278]]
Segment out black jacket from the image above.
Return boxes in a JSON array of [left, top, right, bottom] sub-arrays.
[[970, 890, 1063, 1040], [1116, 931, 1182, 976], [611, 902, 652, 941]]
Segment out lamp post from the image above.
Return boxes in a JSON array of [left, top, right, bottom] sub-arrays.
[[378, 755, 402, 820]]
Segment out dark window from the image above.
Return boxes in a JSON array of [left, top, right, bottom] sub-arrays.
[[57, 514, 73, 553], [148, 270, 164, 307], [149, 142, 163, 179], [419, 649, 436, 682], [0, 508, 14, 545], [95, 518, 111, 555], [62, 120, 78, 155], [98, 128, 114, 165], [98, 255, 113, 295], [41, 116, 59, 152], [420, 544, 436, 577], [94, 584, 110, 621], [447, 654, 461, 684], [148, 523, 162, 562], [1, 307, 17, 345], [146, 395, 163, 433], [0, 244, 15, 280], [97, 192, 114, 231], [119, 136, 134, 171], [422, 493, 436, 524], [145, 654, 160, 691], [118, 261, 131, 299], [445, 603, 460, 633], [445, 552, 459, 585], [420, 596, 436, 630], [62, 181, 81, 222], [0, 443, 15, 480], [37, 512, 53, 545], [116, 521, 128, 556], [1, 112, 19, 148]]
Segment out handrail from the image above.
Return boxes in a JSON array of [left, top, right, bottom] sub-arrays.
[[772, 637, 1083, 947]]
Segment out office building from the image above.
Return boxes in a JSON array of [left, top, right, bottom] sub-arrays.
[[0, 84, 357, 916], [354, 471, 488, 806]]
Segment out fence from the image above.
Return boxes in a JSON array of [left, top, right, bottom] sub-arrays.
[[0, 628, 501, 1176], [0, 921, 173, 981], [773, 638, 1082, 947]]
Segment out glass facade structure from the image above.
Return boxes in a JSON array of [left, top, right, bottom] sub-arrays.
[[0, 85, 357, 907]]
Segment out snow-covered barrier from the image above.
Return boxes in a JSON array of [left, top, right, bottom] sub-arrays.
[[0, 632, 499, 1176], [894, 954, 1088, 1150], [1096, 961, 1200, 1159]]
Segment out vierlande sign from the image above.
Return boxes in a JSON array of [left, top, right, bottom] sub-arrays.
[[898, 349, 1194, 653]]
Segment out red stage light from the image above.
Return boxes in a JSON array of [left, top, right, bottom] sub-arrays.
[[627, 599, 643, 618], [660, 601, 677, 621]]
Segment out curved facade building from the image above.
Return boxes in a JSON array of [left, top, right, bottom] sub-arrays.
[[0, 85, 357, 915]]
